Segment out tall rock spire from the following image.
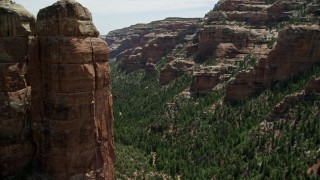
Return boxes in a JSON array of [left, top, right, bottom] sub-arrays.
[[0, 0, 35, 177], [28, 0, 114, 179]]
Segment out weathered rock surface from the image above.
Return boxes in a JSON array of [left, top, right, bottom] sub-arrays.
[[225, 25, 320, 101], [106, 18, 200, 58], [0, 0, 35, 36], [0, 1, 35, 176], [27, 1, 114, 179], [190, 64, 235, 93], [193, 0, 288, 61], [36, 0, 99, 36], [106, 18, 200, 72], [117, 33, 179, 73], [159, 60, 194, 85]]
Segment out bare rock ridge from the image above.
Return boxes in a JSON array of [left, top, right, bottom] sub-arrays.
[[225, 25, 320, 101], [0, 0, 35, 176], [106, 18, 201, 72], [1, 1, 115, 178]]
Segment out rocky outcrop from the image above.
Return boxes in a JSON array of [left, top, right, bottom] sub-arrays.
[[259, 76, 320, 133], [118, 33, 178, 72], [225, 25, 320, 101], [192, 0, 317, 62], [106, 18, 200, 59], [27, 1, 115, 179], [305, 76, 320, 95], [190, 64, 234, 93], [159, 60, 194, 85], [106, 18, 200, 72], [0, 1, 35, 176], [194, 0, 281, 61]]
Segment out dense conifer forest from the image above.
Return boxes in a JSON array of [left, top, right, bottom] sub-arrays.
[[112, 61, 320, 179]]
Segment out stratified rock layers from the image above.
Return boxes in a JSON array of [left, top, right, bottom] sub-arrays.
[[28, 1, 114, 179], [0, 0, 35, 176], [225, 25, 320, 101]]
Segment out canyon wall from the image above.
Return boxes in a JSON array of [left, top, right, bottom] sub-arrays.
[[225, 25, 320, 101], [106, 18, 201, 73]]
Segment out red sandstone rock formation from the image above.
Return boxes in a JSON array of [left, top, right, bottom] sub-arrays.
[[106, 18, 200, 59], [193, 0, 311, 61], [159, 60, 194, 85], [225, 25, 320, 101], [190, 64, 235, 93], [0, 1, 35, 176], [106, 18, 200, 72], [118, 33, 179, 72], [28, 1, 114, 179]]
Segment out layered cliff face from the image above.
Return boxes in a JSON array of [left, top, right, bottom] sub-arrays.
[[194, 0, 284, 60], [28, 1, 114, 179], [201, 0, 320, 101], [225, 25, 320, 101], [106, 18, 200, 72], [190, 0, 319, 93], [0, 0, 35, 176], [159, 60, 194, 85]]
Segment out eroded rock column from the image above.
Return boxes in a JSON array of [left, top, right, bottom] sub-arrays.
[[28, 0, 114, 179], [0, 0, 35, 176]]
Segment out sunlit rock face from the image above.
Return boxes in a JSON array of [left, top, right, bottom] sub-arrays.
[[28, 0, 115, 179], [0, 0, 35, 176], [225, 25, 320, 101]]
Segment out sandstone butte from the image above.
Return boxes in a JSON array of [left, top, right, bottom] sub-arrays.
[[0, 0, 115, 179]]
